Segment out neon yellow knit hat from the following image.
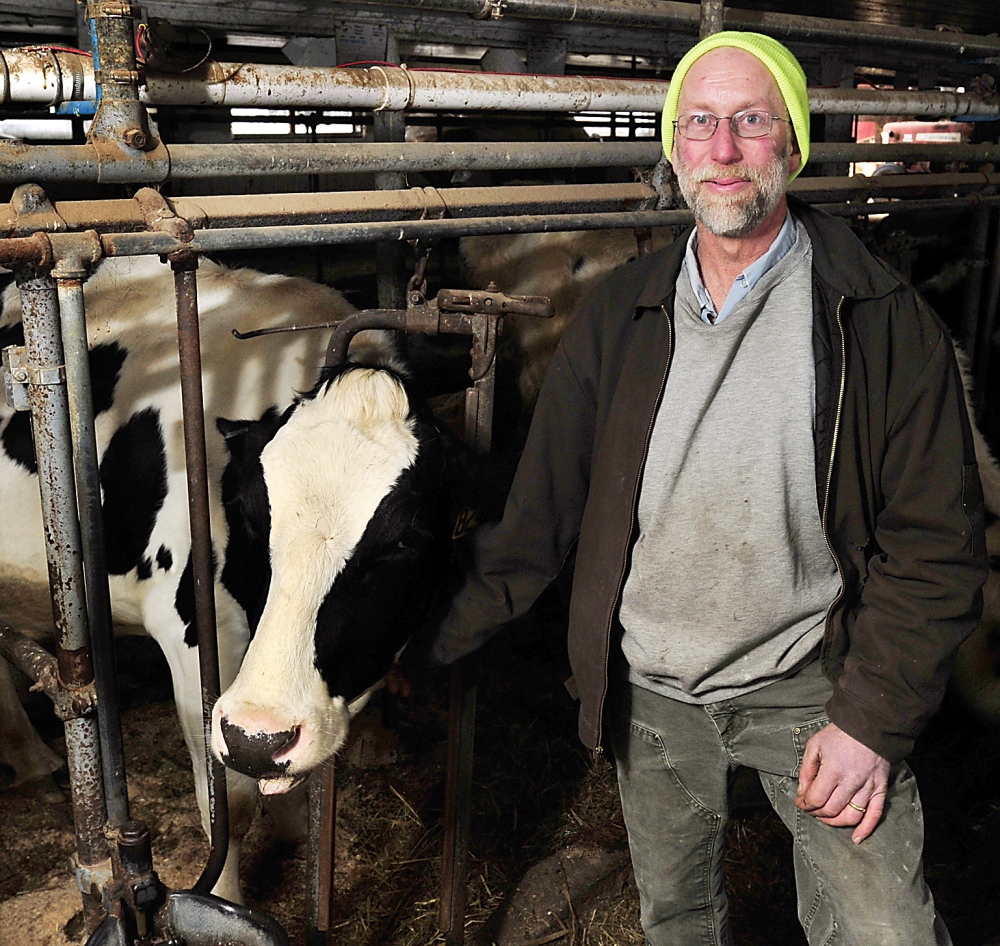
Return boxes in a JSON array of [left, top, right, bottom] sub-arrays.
[[661, 31, 810, 181]]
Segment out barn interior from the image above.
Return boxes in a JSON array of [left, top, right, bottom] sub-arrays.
[[1, 1, 1000, 945]]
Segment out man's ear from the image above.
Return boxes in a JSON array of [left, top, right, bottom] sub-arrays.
[[788, 138, 802, 178]]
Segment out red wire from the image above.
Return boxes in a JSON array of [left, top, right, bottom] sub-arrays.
[[20, 44, 91, 57]]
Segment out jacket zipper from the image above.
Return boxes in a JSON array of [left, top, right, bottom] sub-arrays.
[[593, 304, 675, 758], [820, 295, 848, 659]]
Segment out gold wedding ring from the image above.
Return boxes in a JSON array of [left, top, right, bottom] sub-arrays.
[[847, 801, 867, 813]]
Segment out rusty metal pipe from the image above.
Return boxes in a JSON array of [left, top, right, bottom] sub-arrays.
[[4, 135, 1000, 187], [699, 0, 724, 38], [14, 269, 109, 922], [55, 268, 130, 827], [170, 255, 231, 896], [4, 171, 1000, 239]]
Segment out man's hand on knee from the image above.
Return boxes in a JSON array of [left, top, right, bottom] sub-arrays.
[[794, 722, 890, 844]]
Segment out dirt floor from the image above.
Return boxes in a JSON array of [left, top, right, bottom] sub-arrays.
[[2, 621, 1000, 946]]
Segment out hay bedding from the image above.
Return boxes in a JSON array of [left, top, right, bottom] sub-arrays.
[[1, 627, 998, 946]]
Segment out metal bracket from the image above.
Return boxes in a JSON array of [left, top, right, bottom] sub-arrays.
[[74, 857, 115, 898], [2, 346, 30, 411], [8, 183, 68, 237], [472, 0, 507, 19], [3, 345, 66, 396]]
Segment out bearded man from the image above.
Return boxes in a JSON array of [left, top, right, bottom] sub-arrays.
[[414, 31, 987, 945]]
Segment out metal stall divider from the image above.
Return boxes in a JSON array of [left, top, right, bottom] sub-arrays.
[[308, 283, 554, 945]]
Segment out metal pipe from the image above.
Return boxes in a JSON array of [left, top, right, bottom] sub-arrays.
[[6, 170, 1000, 239], [15, 270, 108, 928], [3, 134, 1000, 188], [313, 0, 1000, 57], [54, 263, 130, 828], [700, 0, 724, 39], [170, 255, 230, 896], [0, 48, 96, 105], [87, 0, 153, 149], [1, 51, 996, 118]]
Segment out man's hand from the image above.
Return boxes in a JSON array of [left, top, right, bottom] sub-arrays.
[[795, 722, 890, 843]]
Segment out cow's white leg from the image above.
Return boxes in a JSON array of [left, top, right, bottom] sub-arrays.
[[142, 589, 255, 903], [0, 656, 63, 787]]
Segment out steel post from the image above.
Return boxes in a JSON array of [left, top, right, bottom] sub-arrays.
[[54, 260, 131, 829], [15, 269, 108, 931], [699, 0, 724, 38], [170, 254, 231, 896]]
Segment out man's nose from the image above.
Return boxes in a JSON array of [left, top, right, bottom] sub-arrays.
[[709, 120, 743, 164]]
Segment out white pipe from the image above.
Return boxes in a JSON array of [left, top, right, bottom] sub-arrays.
[[0, 49, 96, 107], [1, 52, 997, 118]]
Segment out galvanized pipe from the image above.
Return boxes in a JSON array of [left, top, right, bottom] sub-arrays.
[[4, 135, 1000, 187], [54, 264, 130, 828], [314, 0, 1000, 57], [170, 254, 231, 896], [15, 270, 108, 927], [1, 52, 996, 118]]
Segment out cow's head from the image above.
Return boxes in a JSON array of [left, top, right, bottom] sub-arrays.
[[211, 353, 459, 793]]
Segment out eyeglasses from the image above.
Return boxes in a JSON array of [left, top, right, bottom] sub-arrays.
[[674, 109, 790, 141]]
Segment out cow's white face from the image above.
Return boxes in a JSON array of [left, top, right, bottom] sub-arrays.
[[211, 362, 456, 793]]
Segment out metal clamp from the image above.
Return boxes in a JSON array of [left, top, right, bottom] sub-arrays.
[[75, 857, 115, 898], [4, 346, 67, 391], [472, 0, 507, 19], [2, 346, 29, 411]]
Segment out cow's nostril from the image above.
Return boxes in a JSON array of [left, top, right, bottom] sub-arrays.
[[219, 717, 299, 780]]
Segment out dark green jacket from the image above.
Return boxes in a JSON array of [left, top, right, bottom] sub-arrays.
[[429, 198, 989, 763]]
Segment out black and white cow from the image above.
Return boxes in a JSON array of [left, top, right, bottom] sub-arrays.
[[0, 253, 380, 901], [209, 352, 462, 793]]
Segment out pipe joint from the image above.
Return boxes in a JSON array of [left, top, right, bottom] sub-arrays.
[[49, 231, 105, 280]]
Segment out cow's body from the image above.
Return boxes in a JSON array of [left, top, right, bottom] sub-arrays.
[[0, 254, 360, 901]]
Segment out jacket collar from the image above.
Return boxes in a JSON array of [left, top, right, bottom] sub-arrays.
[[634, 195, 899, 314]]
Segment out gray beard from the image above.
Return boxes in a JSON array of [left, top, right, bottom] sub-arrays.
[[675, 153, 789, 238]]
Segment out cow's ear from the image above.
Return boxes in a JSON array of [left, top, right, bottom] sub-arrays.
[[217, 417, 250, 441]]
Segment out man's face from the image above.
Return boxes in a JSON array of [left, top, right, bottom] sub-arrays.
[[672, 47, 800, 239]]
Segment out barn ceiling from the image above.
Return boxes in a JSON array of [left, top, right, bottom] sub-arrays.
[[738, 0, 999, 38]]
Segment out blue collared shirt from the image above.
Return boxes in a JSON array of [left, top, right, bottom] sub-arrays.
[[683, 210, 797, 325]]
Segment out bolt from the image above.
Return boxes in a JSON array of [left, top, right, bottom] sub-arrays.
[[122, 128, 147, 149], [410, 292, 423, 304]]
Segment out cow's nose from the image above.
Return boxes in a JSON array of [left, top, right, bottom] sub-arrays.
[[219, 717, 300, 780]]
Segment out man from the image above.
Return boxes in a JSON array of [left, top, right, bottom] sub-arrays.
[[416, 31, 987, 945]]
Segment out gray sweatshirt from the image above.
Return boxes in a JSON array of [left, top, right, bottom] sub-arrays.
[[618, 219, 841, 704]]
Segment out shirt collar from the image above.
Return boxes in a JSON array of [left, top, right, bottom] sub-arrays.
[[683, 209, 797, 325]]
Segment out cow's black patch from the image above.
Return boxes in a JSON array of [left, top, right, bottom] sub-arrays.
[[0, 331, 127, 475], [1, 412, 35, 474], [89, 342, 128, 416], [100, 407, 168, 575], [217, 407, 287, 636], [156, 545, 173, 571], [136, 557, 152, 580], [0, 322, 35, 473], [176, 547, 220, 647], [313, 412, 459, 703]]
